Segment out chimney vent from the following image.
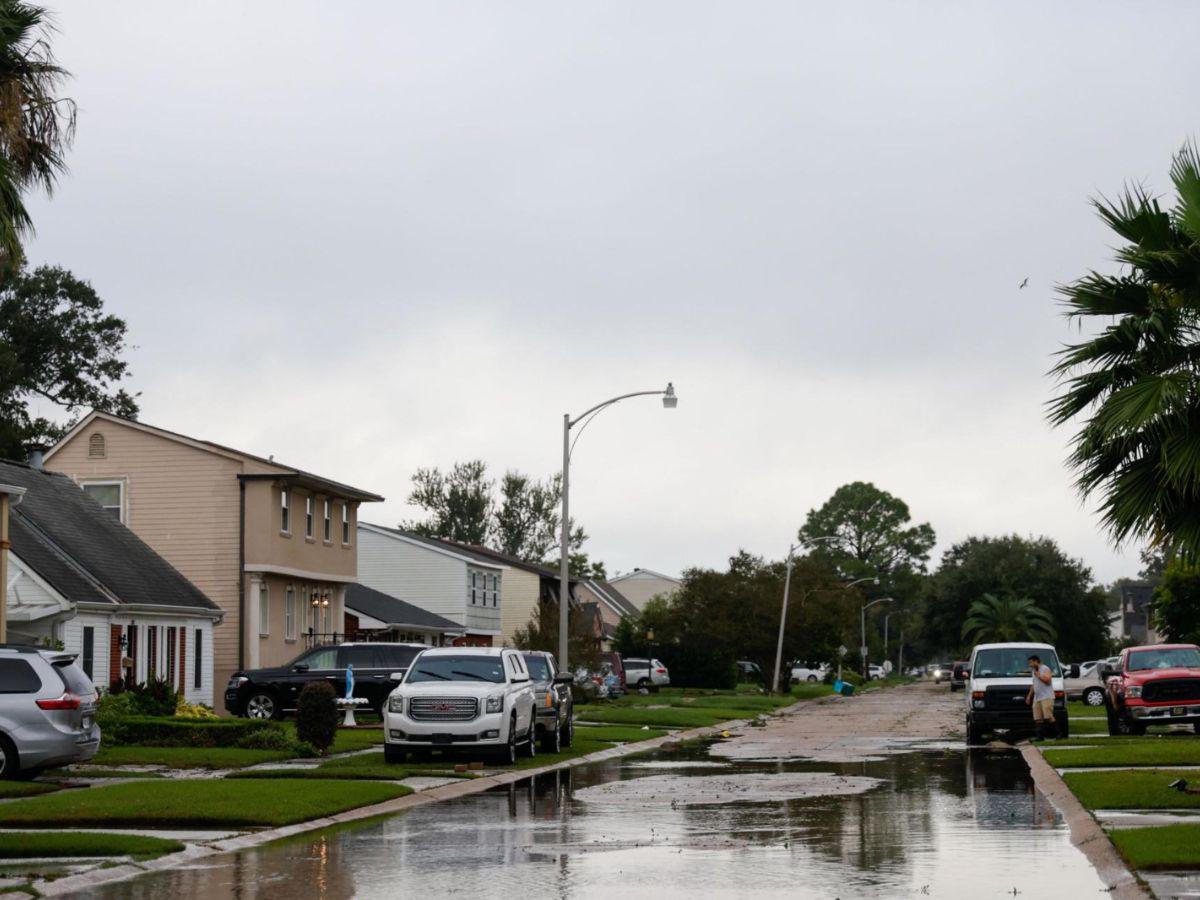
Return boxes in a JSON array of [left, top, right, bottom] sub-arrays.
[[27, 447, 45, 470]]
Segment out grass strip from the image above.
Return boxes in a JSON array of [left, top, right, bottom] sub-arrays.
[[0, 782, 58, 799], [577, 707, 747, 729], [43, 768, 165, 780], [1045, 742, 1200, 768], [1109, 823, 1200, 870], [1067, 702, 1107, 718], [573, 725, 670, 743], [0, 832, 183, 861], [1061, 769, 1200, 810], [227, 766, 475, 781], [1070, 717, 1110, 735], [0, 779, 411, 828], [89, 746, 295, 769]]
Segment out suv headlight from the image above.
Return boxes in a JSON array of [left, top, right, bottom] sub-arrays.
[[1126, 686, 1142, 699], [486, 696, 503, 714], [388, 695, 405, 714], [228, 675, 248, 688]]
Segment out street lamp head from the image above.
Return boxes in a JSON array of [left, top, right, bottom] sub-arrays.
[[662, 382, 678, 409]]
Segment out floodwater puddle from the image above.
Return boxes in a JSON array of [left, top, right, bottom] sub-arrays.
[[87, 746, 1109, 899]]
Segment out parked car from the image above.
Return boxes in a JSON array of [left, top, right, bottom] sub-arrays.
[[225, 642, 426, 719], [867, 664, 886, 681], [737, 660, 763, 682], [950, 661, 969, 691], [963, 642, 1077, 744], [1063, 660, 1106, 706], [383, 647, 539, 764], [521, 651, 575, 753], [624, 657, 670, 690], [0, 645, 100, 778], [1101, 644, 1200, 736], [790, 662, 829, 683], [928, 662, 951, 684]]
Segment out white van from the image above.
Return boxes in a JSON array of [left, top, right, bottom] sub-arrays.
[[963, 642, 1077, 744]]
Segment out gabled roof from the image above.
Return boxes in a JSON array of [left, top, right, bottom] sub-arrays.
[[46, 411, 383, 503], [0, 459, 220, 615], [609, 567, 681, 586], [357, 523, 505, 571], [584, 579, 639, 618], [344, 583, 463, 633], [419, 538, 567, 581]]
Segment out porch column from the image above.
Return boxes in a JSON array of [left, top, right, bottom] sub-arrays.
[[334, 584, 347, 638], [247, 574, 264, 669]]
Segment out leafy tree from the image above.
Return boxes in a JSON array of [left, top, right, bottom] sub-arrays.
[[923, 535, 1110, 661], [1152, 562, 1200, 644], [403, 460, 493, 545], [0, 265, 138, 458], [961, 593, 1056, 645], [0, 1, 76, 265], [511, 596, 599, 671], [1049, 142, 1200, 563]]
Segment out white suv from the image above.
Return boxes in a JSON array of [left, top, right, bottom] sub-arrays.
[[383, 647, 537, 765]]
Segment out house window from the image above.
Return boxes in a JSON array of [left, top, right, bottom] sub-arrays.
[[470, 572, 478, 605], [285, 586, 296, 640], [81, 627, 94, 680], [323, 499, 331, 542], [341, 504, 350, 545], [82, 482, 123, 522], [280, 488, 290, 533], [194, 629, 202, 691], [259, 583, 270, 637], [490, 575, 499, 607], [88, 432, 106, 458], [305, 497, 314, 538]]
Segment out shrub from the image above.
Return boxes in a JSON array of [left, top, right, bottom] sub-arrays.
[[233, 727, 299, 752], [107, 677, 179, 717], [101, 716, 285, 748], [296, 681, 338, 755], [175, 696, 218, 719]]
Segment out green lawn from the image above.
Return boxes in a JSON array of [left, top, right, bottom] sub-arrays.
[[1045, 740, 1200, 768], [578, 706, 752, 729], [0, 779, 411, 828], [1062, 769, 1200, 810], [43, 768, 165, 780], [574, 725, 670, 743], [0, 782, 58, 799], [1068, 701, 1107, 718], [90, 746, 295, 769], [1070, 717, 1109, 735], [227, 765, 474, 782], [1110, 823, 1200, 869], [0, 832, 183, 861], [279, 724, 385, 755]]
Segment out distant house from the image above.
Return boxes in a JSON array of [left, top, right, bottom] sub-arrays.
[[607, 568, 682, 611], [1120, 583, 1158, 644], [343, 582, 463, 646], [357, 524, 505, 646], [45, 411, 383, 695], [1, 458, 222, 703], [575, 579, 639, 650]]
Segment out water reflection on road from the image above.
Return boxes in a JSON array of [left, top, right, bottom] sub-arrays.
[[95, 748, 1107, 899]]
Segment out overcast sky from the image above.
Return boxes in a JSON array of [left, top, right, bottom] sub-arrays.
[[22, 2, 1200, 584]]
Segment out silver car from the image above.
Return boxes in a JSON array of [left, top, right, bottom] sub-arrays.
[[0, 647, 100, 777]]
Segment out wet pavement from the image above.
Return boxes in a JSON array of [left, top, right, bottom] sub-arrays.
[[87, 744, 1108, 899]]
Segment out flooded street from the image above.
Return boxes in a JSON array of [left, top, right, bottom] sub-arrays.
[[88, 685, 1111, 899]]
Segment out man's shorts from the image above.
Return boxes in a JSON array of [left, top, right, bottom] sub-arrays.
[[1031, 697, 1055, 721]]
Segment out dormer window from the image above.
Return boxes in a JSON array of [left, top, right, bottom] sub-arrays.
[[88, 433, 106, 459]]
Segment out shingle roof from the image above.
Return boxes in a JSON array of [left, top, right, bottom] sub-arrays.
[[586, 580, 639, 618], [345, 583, 463, 632], [0, 459, 220, 614]]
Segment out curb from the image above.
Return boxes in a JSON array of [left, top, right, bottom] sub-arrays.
[[35, 710, 778, 896], [1020, 743, 1152, 899]]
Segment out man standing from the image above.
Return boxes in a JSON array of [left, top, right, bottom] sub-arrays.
[[1025, 653, 1056, 740]]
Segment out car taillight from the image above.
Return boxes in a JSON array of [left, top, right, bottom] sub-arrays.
[[655, 668, 666, 674], [36, 693, 82, 710]]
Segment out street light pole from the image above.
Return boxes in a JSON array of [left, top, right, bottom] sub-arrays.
[[559, 383, 677, 672], [772, 535, 839, 694], [861, 597, 892, 679]]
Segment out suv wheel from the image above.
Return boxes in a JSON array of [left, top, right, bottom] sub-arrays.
[[560, 712, 574, 748], [1106, 705, 1144, 736], [807, 675, 818, 683], [244, 692, 278, 720], [965, 714, 983, 746], [0, 734, 18, 780], [501, 715, 518, 765], [1082, 687, 1105, 707], [541, 716, 562, 754], [523, 719, 538, 759], [637, 678, 650, 690]]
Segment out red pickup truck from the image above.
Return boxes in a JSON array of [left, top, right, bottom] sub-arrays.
[[1103, 644, 1200, 736]]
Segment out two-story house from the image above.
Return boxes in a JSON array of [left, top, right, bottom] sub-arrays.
[[356, 524, 504, 645], [45, 411, 383, 696], [575, 579, 639, 650], [607, 568, 682, 611]]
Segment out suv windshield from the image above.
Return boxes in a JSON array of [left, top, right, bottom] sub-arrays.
[[406, 656, 505, 684], [973, 648, 1062, 678], [1127, 647, 1200, 671], [522, 655, 553, 682]]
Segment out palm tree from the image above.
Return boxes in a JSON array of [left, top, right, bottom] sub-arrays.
[[1049, 142, 1200, 562], [961, 594, 1056, 645], [0, 1, 75, 264]]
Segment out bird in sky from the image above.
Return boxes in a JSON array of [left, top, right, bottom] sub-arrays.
[[1018, 277, 1029, 289]]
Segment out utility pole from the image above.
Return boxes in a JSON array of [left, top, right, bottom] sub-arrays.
[[771, 546, 796, 695]]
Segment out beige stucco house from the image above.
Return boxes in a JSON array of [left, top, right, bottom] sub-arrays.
[[607, 568, 682, 611], [45, 412, 383, 699]]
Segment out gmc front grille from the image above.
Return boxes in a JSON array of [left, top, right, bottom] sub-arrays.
[[408, 697, 480, 722], [1141, 678, 1200, 703]]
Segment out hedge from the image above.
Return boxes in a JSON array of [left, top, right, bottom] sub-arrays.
[[101, 716, 286, 748]]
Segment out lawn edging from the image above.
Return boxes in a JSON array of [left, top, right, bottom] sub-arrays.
[[1020, 743, 1150, 899]]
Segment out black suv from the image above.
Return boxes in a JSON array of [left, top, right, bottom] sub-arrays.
[[225, 642, 426, 719]]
